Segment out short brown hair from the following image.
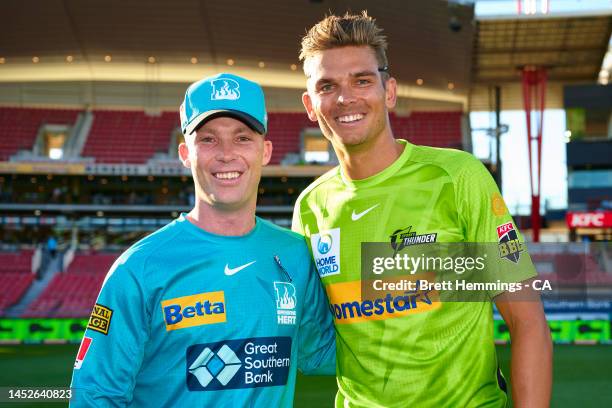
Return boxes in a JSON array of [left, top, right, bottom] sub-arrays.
[[299, 11, 388, 76]]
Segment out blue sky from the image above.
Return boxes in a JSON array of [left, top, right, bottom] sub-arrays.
[[475, 0, 612, 17], [470, 110, 568, 214], [469, 1, 611, 214]]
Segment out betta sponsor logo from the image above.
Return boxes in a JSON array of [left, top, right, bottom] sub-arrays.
[[310, 228, 341, 278], [496, 222, 524, 263], [161, 291, 226, 331], [390, 226, 437, 255]]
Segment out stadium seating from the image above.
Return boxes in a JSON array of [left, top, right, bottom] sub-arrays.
[[264, 111, 464, 164], [0, 107, 80, 161], [391, 111, 463, 149], [0, 250, 34, 316], [82, 110, 177, 164], [267, 113, 313, 164], [0, 108, 463, 164], [23, 252, 117, 318]]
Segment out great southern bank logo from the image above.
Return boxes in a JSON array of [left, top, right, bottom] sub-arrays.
[[210, 78, 240, 101], [188, 344, 242, 387], [310, 228, 341, 278], [186, 337, 292, 391]]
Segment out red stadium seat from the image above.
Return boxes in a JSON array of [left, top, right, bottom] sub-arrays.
[[22, 252, 117, 318], [0, 108, 80, 161], [82, 110, 177, 164], [0, 250, 35, 316]]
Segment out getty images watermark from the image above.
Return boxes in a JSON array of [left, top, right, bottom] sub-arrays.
[[359, 242, 611, 302], [369, 252, 550, 294]]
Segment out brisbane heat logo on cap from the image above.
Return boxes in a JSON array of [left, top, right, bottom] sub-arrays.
[[310, 228, 341, 278], [210, 79, 240, 101], [497, 222, 525, 263]]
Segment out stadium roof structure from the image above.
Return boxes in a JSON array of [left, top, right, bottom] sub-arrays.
[[473, 12, 612, 83], [0, 0, 475, 110], [0, 1, 610, 112]]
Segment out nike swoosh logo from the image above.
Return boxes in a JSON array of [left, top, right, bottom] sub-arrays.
[[224, 261, 256, 276], [351, 204, 380, 221]]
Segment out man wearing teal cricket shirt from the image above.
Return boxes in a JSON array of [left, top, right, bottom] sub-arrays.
[[70, 73, 335, 407]]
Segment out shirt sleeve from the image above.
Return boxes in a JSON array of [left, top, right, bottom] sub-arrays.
[[70, 258, 149, 407], [291, 197, 305, 235], [455, 155, 537, 297], [296, 245, 336, 376]]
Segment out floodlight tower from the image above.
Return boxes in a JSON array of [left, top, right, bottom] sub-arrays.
[[521, 66, 547, 242], [517, 0, 550, 242]]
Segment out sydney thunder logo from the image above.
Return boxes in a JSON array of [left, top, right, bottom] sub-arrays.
[[390, 226, 437, 254]]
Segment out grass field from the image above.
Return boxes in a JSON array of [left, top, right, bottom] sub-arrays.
[[0, 344, 610, 407]]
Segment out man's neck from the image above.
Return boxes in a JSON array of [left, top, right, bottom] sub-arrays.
[[187, 201, 256, 236], [336, 131, 404, 180]]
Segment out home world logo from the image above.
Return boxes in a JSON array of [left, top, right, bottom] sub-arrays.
[[310, 228, 341, 278], [186, 337, 292, 391]]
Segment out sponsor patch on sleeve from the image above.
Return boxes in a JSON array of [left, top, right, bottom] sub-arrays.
[[496, 222, 524, 263], [491, 192, 508, 217], [74, 336, 92, 369], [87, 303, 114, 335]]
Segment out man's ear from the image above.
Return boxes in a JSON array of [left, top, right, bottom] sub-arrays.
[[385, 77, 397, 110], [262, 140, 273, 166], [302, 91, 318, 122], [178, 142, 191, 169]]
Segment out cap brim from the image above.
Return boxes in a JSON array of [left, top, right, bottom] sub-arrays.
[[185, 110, 265, 135]]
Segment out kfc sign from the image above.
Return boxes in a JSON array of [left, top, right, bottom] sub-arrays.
[[566, 211, 612, 228]]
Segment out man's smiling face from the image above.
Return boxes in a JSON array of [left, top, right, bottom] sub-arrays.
[[179, 116, 272, 212], [302, 45, 396, 150]]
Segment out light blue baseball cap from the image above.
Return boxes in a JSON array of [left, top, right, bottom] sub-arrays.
[[180, 73, 268, 135]]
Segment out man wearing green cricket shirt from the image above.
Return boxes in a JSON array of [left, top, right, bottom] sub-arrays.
[[292, 11, 552, 408]]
